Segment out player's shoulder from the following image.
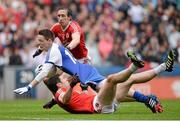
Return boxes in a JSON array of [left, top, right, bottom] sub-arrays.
[[71, 20, 79, 25], [69, 21, 81, 31], [51, 23, 60, 31], [70, 21, 80, 27], [49, 43, 59, 53]]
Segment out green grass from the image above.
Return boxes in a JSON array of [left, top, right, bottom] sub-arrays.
[[0, 99, 180, 120]]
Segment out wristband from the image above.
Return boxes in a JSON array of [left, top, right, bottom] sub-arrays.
[[27, 84, 32, 91]]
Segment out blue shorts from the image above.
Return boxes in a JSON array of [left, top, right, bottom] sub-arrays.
[[78, 64, 105, 85]]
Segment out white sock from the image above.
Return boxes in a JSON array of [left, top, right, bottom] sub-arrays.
[[153, 63, 166, 74], [129, 64, 138, 73]]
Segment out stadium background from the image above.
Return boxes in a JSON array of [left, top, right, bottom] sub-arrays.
[[0, 0, 180, 116], [0, 0, 180, 120]]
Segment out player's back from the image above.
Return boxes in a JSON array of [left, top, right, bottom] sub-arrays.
[[56, 90, 96, 114], [58, 45, 105, 85], [45, 43, 104, 85]]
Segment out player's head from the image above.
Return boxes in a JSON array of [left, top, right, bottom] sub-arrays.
[[36, 29, 54, 51], [56, 7, 72, 29]]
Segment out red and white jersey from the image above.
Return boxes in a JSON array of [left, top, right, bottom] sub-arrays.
[[51, 21, 88, 59], [55, 85, 96, 114]]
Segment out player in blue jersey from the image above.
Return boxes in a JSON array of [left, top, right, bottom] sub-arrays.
[[14, 29, 175, 113], [14, 29, 106, 91]]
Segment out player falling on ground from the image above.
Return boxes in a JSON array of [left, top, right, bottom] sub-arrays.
[[41, 50, 174, 114], [14, 29, 175, 113]]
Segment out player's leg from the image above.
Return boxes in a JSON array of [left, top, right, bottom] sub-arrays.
[[116, 87, 163, 113], [96, 52, 144, 112], [115, 50, 175, 113], [115, 69, 160, 112], [126, 49, 175, 85], [116, 49, 175, 101]]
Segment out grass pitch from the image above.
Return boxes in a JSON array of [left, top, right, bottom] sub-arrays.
[[0, 99, 180, 120]]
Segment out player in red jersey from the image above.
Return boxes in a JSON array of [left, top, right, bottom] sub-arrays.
[[50, 7, 89, 62], [51, 7, 90, 90]]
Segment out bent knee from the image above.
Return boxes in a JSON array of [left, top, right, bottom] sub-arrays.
[[106, 75, 116, 85], [125, 77, 134, 86]]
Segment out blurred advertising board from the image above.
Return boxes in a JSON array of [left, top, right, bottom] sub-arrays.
[[132, 77, 180, 99]]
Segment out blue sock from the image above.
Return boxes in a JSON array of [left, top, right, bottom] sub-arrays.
[[133, 91, 148, 103]]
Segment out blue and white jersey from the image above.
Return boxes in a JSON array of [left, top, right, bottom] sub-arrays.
[[45, 43, 105, 85]]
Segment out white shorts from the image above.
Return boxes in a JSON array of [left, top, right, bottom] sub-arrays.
[[93, 95, 118, 114]]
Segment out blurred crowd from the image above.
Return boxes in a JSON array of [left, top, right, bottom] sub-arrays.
[[0, 0, 180, 76]]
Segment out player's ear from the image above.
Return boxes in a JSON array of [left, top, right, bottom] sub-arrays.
[[47, 38, 52, 42], [68, 16, 72, 21]]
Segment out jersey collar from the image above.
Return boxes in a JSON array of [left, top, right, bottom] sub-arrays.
[[62, 21, 71, 32]]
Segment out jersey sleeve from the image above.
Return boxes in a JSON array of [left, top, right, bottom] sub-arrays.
[[70, 22, 81, 33], [34, 63, 54, 82], [45, 45, 62, 66]]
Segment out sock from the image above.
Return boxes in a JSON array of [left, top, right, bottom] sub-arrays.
[[133, 91, 148, 103], [129, 64, 138, 73], [153, 63, 166, 75]]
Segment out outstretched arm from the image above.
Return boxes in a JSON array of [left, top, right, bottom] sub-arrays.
[[14, 63, 54, 94]]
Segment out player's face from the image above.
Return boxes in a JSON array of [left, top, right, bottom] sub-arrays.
[[36, 35, 51, 51], [57, 9, 70, 28]]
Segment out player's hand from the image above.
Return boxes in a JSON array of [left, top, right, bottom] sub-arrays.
[[69, 74, 79, 88], [63, 42, 70, 50], [13, 86, 30, 94]]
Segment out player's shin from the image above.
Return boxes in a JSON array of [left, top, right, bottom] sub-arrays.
[[153, 63, 166, 74]]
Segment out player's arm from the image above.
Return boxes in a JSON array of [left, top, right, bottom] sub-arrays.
[[66, 32, 80, 50], [60, 86, 73, 104], [13, 63, 54, 94], [58, 76, 79, 104], [30, 63, 54, 87]]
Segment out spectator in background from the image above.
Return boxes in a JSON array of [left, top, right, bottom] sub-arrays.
[[0, 0, 178, 73], [98, 32, 113, 64], [174, 39, 180, 64], [128, 0, 147, 28], [107, 37, 128, 66], [9, 47, 22, 65], [168, 25, 180, 49], [86, 31, 102, 66]]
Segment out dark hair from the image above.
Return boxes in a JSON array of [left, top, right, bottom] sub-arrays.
[[38, 29, 54, 41], [56, 6, 72, 17]]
